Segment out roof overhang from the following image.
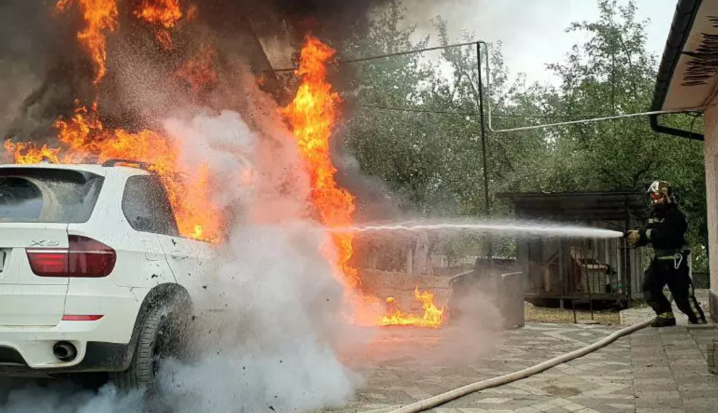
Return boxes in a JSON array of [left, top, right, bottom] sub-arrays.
[[652, 0, 718, 112]]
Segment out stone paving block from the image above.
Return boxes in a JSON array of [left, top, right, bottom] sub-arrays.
[[473, 398, 513, 404], [566, 397, 634, 411], [352, 404, 396, 413], [542, 408, 572, 413], [605, 403, 635, 410], [682, 398, 718, 411], [561, 402, 586, 412], [635, 396, 685, 409], [677, 382, 718, 392], [335, 323, 718, 413], [633, 347, 668, 356], [631, 337, 663, 349], [664, 350, 705, 357], [633, 351, 670, 359], [443, 394, 548, 409], [634, 378, 676, 385], [669, 367, 715, 378], [662, 344, 699, 351], [685, 407, 718, 413], [636, 362, 672, 370], [633, 382, 679, 392], [635, 391, 681, 400], [633, 367, 673, 377], [462, 398, 549, 411], [680, 391, 718, 406], [707, 340, 717, 375], [668, 359, 708, 367], [515, 406, 541, 413], [673, 375, 718, 387]]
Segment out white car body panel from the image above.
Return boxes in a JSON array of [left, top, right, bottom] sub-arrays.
[[0, 163, 217, 372]]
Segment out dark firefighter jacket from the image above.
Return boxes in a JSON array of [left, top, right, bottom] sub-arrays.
[[636, 205, 688, 253]]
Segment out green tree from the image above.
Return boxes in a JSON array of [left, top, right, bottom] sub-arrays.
[[342, 0, 708, 270], [534, 0, 707, 267]]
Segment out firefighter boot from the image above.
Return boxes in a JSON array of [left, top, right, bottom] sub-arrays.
[[651, 312, 677, 327]]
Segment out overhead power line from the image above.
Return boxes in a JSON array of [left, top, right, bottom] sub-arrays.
[[269, 39, 708, 132], [357, 104, 637, 120], [267, 41, 477, 73]]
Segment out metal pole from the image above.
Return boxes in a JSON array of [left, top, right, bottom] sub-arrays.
[[477, 42, 492, 260], [624, 197, 633, 308], [589, 239, 594, 321]]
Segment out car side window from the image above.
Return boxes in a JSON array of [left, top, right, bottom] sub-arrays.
[[122, 175, 180, 237]]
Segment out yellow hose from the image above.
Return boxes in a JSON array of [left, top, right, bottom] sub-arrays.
[[386, 318, 653, 413]]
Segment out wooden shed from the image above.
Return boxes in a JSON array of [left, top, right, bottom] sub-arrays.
[[497, 191, 649, 307]]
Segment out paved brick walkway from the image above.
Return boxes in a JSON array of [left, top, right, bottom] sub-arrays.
[[326, 322, 718, 413]]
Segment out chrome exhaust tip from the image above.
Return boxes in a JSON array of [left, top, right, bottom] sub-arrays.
[[52, 341, 77, 362]]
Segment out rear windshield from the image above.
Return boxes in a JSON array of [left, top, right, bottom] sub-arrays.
[[0, 168, 104, 223]]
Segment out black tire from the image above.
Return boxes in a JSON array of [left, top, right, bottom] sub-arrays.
[[111, 295, 191, 411]]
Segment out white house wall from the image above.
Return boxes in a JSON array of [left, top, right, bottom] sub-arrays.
[[704, 106, 718, 320]]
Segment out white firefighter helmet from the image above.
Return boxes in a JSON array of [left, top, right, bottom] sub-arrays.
[[647, 180, 674, 205]]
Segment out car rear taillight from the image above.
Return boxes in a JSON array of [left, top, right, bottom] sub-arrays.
[[27, 235, 116, 277], [62, 314, 104, 321]]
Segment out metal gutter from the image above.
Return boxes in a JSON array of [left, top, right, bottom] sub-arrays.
[[650, 0, 705, 140]]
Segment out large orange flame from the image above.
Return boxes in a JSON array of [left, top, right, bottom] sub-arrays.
[[4, 141, 61, 164], [176, 45, 218, 93], [6, 102, 222, 242], [134, 0, 182, 28], [134, 0, 183, 49], [281, 35, 360, 289], [282, 35, 446, 328], [57, 0, 118, 84], [8, 2, 219, 241]]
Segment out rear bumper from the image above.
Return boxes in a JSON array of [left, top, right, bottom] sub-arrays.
[[0, 342, 128, 376], [0, 287, 143, 373]]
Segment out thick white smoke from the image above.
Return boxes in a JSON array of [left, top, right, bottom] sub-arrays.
[[159, 107, 361, 412], [0, 381, 143, 413], [0, 97, 362, 412]]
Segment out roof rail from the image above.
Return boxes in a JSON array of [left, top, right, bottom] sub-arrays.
[[101, 159, 153, 170]]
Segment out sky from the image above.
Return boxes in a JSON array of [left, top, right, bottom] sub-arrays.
[[397, 0, 677, 84]]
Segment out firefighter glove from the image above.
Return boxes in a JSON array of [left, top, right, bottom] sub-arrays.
[[626, 230, 640, 248]]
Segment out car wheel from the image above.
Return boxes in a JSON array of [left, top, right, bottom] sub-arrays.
[[111, 296, 190, 411]]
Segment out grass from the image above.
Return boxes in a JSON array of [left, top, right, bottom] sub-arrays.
[[524, 304, 621, 325]]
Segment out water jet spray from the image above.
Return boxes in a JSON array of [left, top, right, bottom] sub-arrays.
[[327, 220, 623, 239]]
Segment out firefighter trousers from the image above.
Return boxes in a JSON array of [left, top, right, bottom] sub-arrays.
[[642, 257, 706, 323]]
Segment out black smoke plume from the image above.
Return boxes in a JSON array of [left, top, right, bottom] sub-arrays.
[[0, 0, 389, 143]]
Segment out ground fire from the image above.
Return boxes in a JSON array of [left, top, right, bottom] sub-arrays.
[[3, 1, 446, 328]]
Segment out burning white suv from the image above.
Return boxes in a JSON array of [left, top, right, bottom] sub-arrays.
[[0, 160, 214, 401]]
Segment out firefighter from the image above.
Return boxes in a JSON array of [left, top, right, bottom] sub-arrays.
[[626, 180, 706, 327]]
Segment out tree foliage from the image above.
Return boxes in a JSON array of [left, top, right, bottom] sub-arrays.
[[341, 0, 708, 269]]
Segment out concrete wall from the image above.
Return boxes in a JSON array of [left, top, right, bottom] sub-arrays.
[[704, 107, 718, 321]]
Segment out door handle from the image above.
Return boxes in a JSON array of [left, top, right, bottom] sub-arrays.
[[171, 251, 188, 259], [141, 241, 160, 261]]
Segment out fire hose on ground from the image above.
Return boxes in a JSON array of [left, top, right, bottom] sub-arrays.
[[380, 318, 654, 413]]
